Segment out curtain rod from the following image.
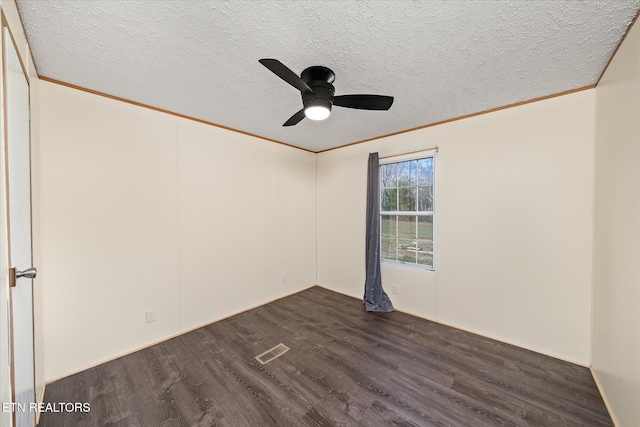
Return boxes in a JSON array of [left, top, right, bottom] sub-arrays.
[[379, 146, 438, 160]]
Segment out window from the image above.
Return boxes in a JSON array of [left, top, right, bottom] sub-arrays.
[[380, 156, 435, 270]]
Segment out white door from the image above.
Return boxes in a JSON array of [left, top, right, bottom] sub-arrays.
[[3, 25, 35, 427]]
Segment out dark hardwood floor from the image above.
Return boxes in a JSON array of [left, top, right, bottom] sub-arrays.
[[40, 286, 612, 426]]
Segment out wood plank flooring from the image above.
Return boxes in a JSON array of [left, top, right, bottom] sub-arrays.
[[39, 286, 612, 426]]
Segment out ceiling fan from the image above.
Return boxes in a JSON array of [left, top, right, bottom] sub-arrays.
[[259, 59, 394, 126]]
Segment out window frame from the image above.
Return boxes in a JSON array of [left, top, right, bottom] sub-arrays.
[[379, 152, 436, 272]]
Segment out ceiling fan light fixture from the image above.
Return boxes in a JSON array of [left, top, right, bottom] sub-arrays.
[[304, 98, 331, 121]]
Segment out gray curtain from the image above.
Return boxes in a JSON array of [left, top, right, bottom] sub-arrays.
[[363, 152, 394, 312]]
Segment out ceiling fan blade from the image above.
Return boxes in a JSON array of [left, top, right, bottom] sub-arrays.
[[259, 59, 313, 94], [333, 95, 394, 110], [283, 109, 306, 126]]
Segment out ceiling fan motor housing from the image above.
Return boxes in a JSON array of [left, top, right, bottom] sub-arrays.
[[301, 66, 336, 109]]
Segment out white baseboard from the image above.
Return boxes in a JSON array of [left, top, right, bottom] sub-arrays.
[[590, 367, 618, 427], [35, 382, 46, 425]]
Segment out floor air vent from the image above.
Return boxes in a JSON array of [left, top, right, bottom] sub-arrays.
[[255, 343, 290, 365]]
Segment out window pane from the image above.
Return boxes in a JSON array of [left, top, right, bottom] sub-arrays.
[[398, 215, 415, 239], [397, 161, 412, 186], [418, 215, 433, 240], [418, 157, 433, 185], [380, 163, 397, 188], [398, 187, 416, 211], [381, 189, 397, 211], [409, 160, 417, 185], [381, 215, 397, 237], [418, 185, 434, 211], [416, 239, 433, 252], [398, 238, 417, 263], [417, 252, 433, 267], [382, 236, 397, 260]]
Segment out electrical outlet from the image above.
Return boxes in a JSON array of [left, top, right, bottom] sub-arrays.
[[282, 274, 287, 283], [392, 285, 398, 295], [146, 309, 156, 323]]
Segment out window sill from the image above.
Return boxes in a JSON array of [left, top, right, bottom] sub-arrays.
[[381, 259, 435, 273]]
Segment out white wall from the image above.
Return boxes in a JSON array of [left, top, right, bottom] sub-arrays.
[[39, 82, 180, 381], [318, 89, 596, 364], [38, 81, 316, 380], [593, 17, 640, 427], [176, 119, 316, 331], [273, 144, 317, 299]]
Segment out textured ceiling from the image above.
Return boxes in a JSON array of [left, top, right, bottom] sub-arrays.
[[16, 0, 640, 152]]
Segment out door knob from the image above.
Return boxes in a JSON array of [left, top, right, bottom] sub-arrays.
[[8, 267, 37, 287], [16, 267, 37, 279]]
